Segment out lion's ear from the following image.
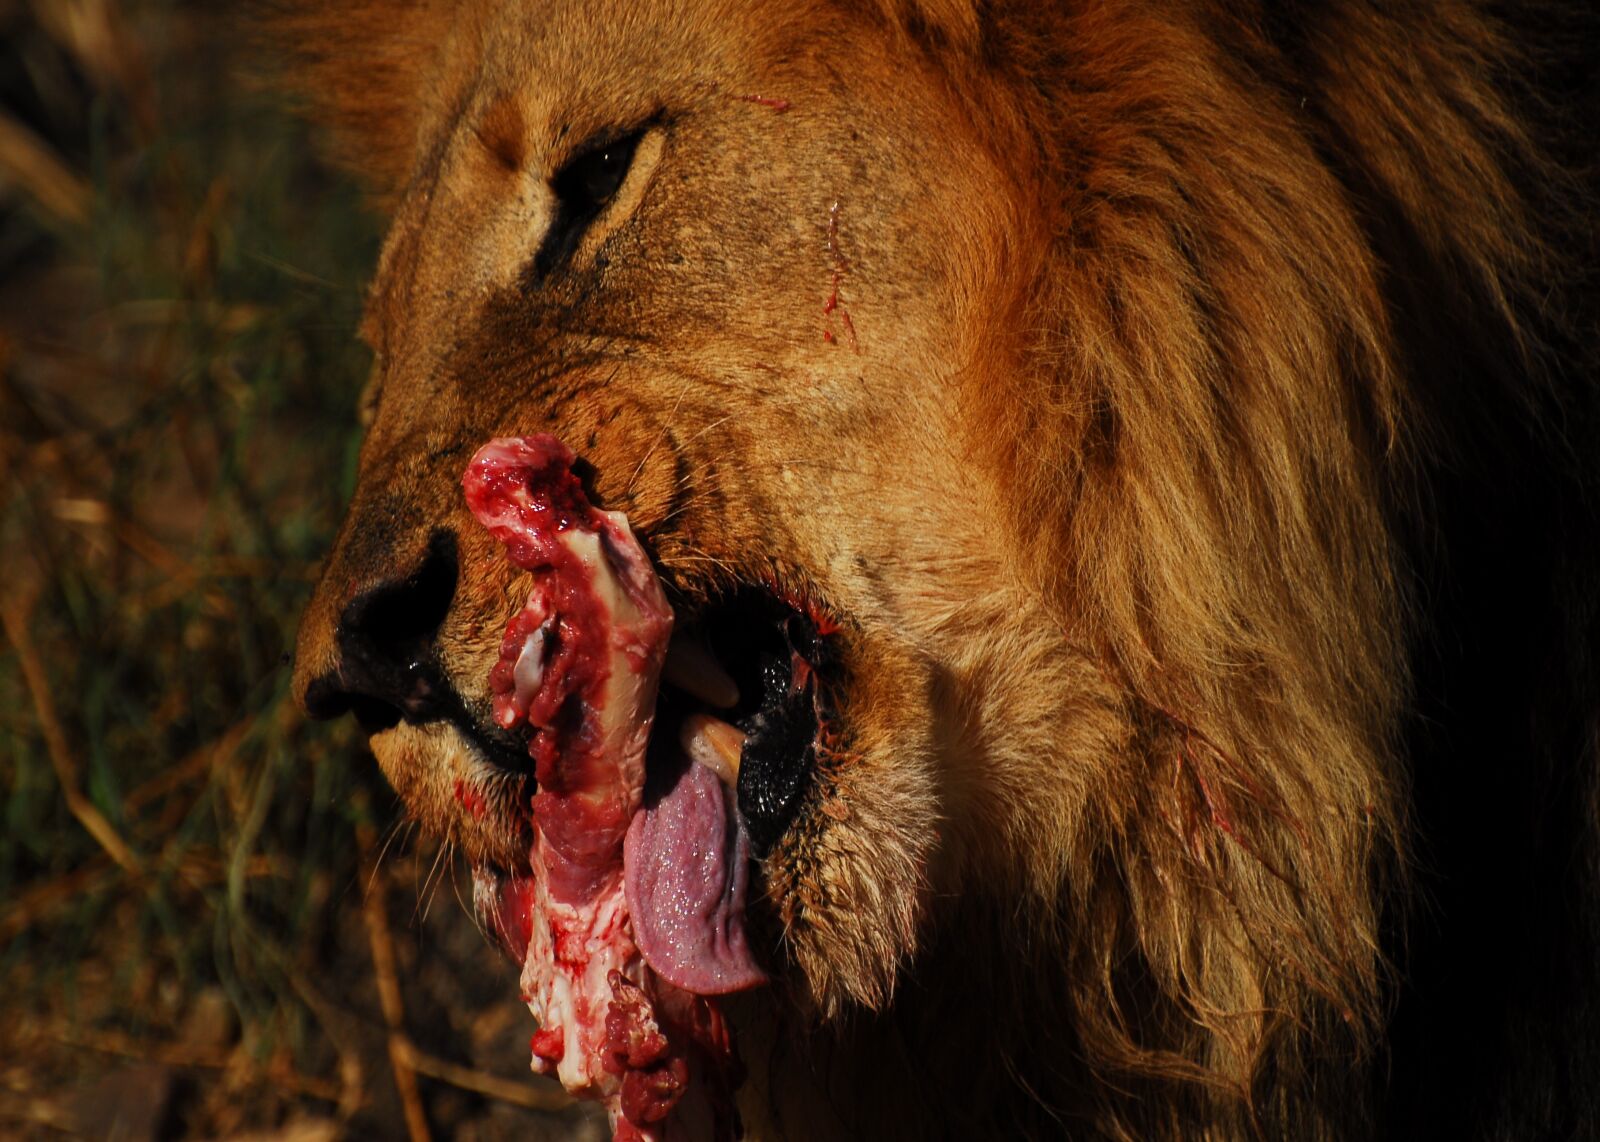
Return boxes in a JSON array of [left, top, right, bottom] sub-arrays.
[[259, 0, 454, 204]]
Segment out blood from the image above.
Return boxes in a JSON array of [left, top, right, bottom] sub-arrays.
[[763, 573, 842, 639], [602, 971, 743, 1134], [621, 1059, 691, 1126], [602, 972, 706, 1130], [736, 93, 791, 112], [613, 1120, 650, 1142], [837, 308, 858, 351], [452, 777, 489, 820], [1152, 700, 1304, 886], [603, 972, 671, 1073], [465, 436, 751, 1141], [467, 436, 650, 904], [486, 876, 537, 962], [822, 200, 860, 352], [531, 1028, 566, 1064]]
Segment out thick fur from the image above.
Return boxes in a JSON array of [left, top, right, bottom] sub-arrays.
[[278, 2, 1600, 1138]]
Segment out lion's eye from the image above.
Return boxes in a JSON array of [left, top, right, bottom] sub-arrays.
[[536, 130, 643, 277], [554, 134, 639, 209]]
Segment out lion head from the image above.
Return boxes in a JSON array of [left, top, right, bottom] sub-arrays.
[[283, 1, 1597, 1137]]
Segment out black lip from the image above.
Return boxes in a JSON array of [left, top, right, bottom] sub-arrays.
[[737, 659, 823, 855], [449, 703, 535, 775], [307, 657, 534, 775], [686, 585, 839, 856]]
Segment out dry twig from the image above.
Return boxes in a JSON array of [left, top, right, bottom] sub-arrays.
[[358, 822, 433, 1142]]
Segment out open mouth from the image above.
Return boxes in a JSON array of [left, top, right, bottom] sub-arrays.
[[471, 580, 839, 875], [458, 434, 838, 1140], [662, 582, 839, 857]]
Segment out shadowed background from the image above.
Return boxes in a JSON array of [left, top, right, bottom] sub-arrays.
[[0, 2, 599, 1137]]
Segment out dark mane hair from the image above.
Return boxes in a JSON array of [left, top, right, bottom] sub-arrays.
[[885, 2, 1599, 1135]]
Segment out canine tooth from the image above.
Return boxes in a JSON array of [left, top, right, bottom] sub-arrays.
[[664, 637, 739, 708], [681, 714, 745, 786]]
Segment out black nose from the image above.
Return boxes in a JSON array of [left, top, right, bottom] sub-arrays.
[[303, 529, 459, 731]]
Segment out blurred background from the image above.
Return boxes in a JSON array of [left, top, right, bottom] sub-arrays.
[[0, 2, 600, 1137]]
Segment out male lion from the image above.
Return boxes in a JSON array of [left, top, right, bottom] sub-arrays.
[[282, 1, 1600, 1138]]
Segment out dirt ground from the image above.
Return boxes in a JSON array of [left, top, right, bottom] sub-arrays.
[[0, 2, 602, 1137]]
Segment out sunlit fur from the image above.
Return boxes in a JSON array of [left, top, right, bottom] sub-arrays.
[[279, 2, 1599, 1137]]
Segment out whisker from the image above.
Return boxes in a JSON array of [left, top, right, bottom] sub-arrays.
[[366, 818, 416, 897], [674, 412, 737, 448], [625, 376, 694, 497], [654, 489, 723, 528], [416, 831, 455, 926], [452, 859, 485, 936], [657, 548, 743, 578]]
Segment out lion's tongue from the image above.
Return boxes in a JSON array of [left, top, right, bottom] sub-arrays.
[[625, 761, 766, 995]]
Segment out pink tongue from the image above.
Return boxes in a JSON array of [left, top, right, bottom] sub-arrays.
[[624, 761, 767, 994]]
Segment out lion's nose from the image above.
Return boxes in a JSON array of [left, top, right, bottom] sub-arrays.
[[302, 529, 459, 731]]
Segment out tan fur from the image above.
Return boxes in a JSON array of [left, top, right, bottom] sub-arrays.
[[279, 1, 1598, 1137]]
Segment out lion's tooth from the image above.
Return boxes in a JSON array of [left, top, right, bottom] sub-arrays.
[[664, 636, 739, 709], [681, 714, 745, 786]]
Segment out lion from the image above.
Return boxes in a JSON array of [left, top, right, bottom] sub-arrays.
[[278, 1, 1600, 1138]]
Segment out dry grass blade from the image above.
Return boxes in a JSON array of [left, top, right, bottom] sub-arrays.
[[0, 109, 90, 225], [401, 1041, 572, 1114], [0, 6, 582, 1137], [1, 591, 142, 875]]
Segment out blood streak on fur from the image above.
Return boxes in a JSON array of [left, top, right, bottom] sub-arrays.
[[821, 200, 859, 352], [452, 777, 488, 820], [736, 93, 791, 112]]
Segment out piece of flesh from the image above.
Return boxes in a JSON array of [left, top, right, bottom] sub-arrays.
[[462, 435, 764, 1141]]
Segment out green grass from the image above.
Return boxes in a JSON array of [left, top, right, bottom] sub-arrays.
[[3, 0, 375, 1052]]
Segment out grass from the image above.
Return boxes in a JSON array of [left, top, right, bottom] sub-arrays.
[[0, 4, 595, 1137]]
